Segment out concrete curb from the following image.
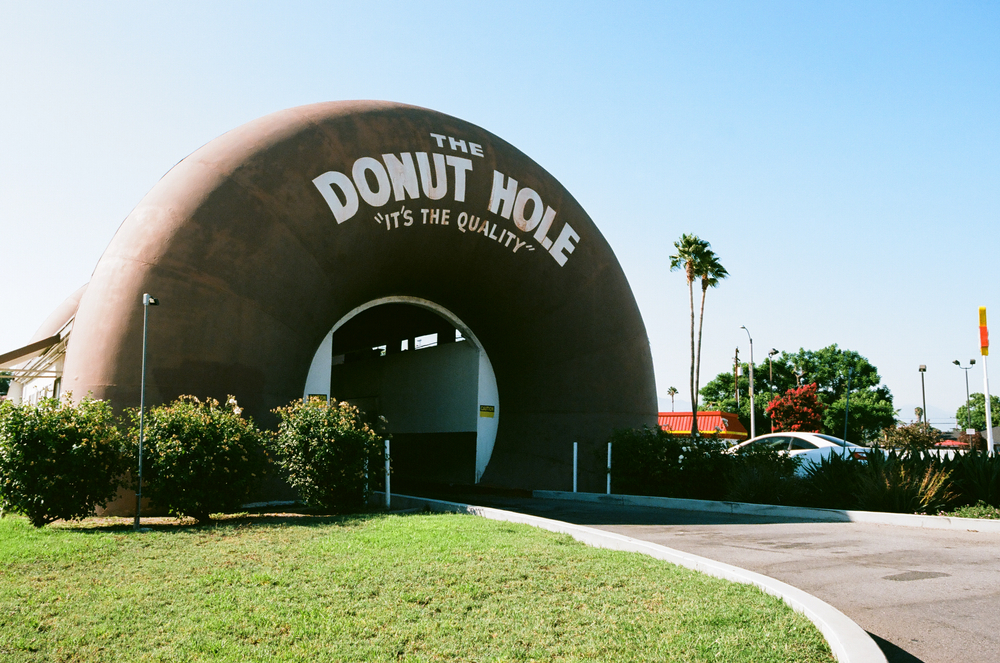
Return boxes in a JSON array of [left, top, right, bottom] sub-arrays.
[[535, 490, 1000, 533], [379, 492, 886, 663]]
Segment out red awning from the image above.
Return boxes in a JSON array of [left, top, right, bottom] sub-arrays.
[[658, 411, 748, 440]]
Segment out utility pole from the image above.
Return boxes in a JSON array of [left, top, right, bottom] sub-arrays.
[[734, 347, 740, 407], [767, 349, 778, 433], [741, 326, 755, 439]]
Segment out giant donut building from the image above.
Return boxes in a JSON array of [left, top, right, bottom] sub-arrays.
[[1, 101, 657, 500]]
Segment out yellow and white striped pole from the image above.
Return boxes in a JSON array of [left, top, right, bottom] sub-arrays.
[[980, 307, 993, 454]]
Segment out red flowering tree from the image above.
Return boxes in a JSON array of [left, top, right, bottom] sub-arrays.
[[765, 383, 826, 433]]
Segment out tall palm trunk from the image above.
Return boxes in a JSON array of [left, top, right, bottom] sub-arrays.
[[694, 282, 708, 421], [688, 267, 697, 437]]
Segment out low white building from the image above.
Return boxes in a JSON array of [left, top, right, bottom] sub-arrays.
[[0, 284, 85, 405]]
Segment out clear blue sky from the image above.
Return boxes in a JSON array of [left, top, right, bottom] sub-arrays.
[[2, 1, 997, 428]]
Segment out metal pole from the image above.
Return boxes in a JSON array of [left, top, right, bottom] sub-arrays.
[[985, 357, 995, 454], [384, 439, 391, 510], [741, 327, 755, 439], [134, 294, 154, 532], [768, 356, 773, 433], [734, 348, 740, 407], [965, 368, 972, 430], [919, 366, 928, 429], [572, 442, 578, 493], [981, 308, 994, 454], [767, 349, 777, 433], [606, 442, 612, 495], [843, 367, 852, 442]]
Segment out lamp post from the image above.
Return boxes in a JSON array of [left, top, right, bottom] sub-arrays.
[[843, 367, 853, 442], [740, 326, 755, 439], [982, 307, 994, 454], [767, 349, 778, 432], [953, 359, 976, 432], [134, 293, 158, 532], [918, 365, 928, 430]]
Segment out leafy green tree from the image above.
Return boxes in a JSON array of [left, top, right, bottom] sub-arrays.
[[823, 389, 896, 444], [0, 371, 10, 397], [700, 344, 895, 443], [698, 367, 771, 433], [134, 395, 266, 523], [784, 345, 889, 406], [0, 396, 128, 527], [956, 393, 1000, 432], [670, 234, 727, 436]]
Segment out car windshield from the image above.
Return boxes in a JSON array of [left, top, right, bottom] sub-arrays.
[[814, 434, 852, 447]]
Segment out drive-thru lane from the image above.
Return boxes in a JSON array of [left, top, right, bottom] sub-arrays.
[[447, 494, 1000, 663]]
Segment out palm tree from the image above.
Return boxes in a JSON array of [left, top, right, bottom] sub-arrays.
[[670, 234, 708, 435], [670, 234, 727, 436], [694, 249, 728, 422], [667, 386, 678, 412]]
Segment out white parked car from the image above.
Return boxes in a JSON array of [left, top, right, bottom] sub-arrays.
[[727, 432, 870, 476]]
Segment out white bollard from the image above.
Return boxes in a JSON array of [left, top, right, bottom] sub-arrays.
[[385, 439, 391, 510], [607, 442, 612, 495], [573, 442, 578, 493]]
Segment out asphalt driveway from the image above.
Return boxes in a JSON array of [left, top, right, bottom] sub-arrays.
[[447, 494, 1000, 663]]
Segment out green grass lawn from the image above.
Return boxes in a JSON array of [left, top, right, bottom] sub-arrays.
[[0, 511, 833, 662]]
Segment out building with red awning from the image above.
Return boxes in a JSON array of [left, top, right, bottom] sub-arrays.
[[658, 411, 748, 441]]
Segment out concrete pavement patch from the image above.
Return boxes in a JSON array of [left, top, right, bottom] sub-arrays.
[[534, 490, 1000, 533]]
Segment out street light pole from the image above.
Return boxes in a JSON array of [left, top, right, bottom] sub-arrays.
[[741, 326, 755, 439], [134, 293, 158, 532], [981, 307, 994, 454], [767, 349, 778, 433], [954, 360, 976, 431], [843, 367, 853, 442], [918, 365, 928, 430]]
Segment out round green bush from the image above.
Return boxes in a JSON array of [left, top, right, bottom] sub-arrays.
[[135, 395, 265, 523], [0, 396, 127, 527], [271, 398, 385, 511]]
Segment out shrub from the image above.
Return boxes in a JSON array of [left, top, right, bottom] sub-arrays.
[[134, 396, 265, 523], [941, 450, 1000, 507], [605, 426, 672, 497], [609, 427, 732, 500], [724, 443, 802, 505], [880, 422, 941, 452], [606, 427, 732, 500], [676, 436, 733, 501], [270, 398, 385, 511], [854, 451, 955, 514], [0, 396, 127, 527], [799, 452, 866, 510]]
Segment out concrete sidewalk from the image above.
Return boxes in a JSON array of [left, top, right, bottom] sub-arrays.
[[443, 493, 1000, 663]]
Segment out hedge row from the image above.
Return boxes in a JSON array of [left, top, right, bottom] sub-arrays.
[[609, 426, 1000, 514], [0, 395, 385, 527]]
